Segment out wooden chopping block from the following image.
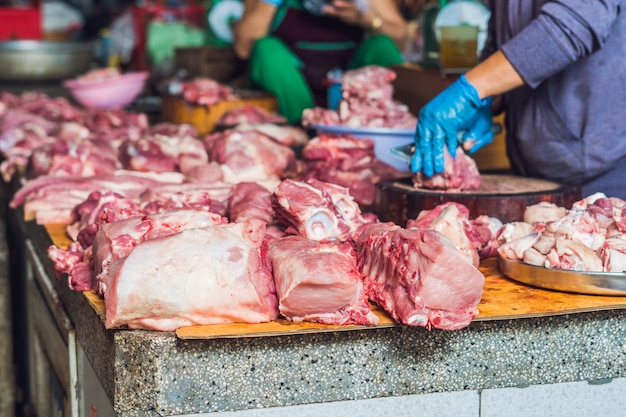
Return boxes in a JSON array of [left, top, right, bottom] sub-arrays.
[[374, 174, 582, 225]]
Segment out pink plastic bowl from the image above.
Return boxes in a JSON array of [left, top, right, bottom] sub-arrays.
[[64, 71, 149, 110]]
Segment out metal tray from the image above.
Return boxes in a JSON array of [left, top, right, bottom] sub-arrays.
[[498, 256, 626, 296]]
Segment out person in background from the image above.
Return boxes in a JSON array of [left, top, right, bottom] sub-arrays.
[[410, 0, 626, 199], [233, 0, 409, 124]]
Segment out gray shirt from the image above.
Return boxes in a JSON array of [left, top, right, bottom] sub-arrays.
[[482, 0, 626, 187]]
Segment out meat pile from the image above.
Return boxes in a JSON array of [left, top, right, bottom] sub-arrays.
[[38, 175, 490, 332], [299, 134, 403, 206], [2, 91, 491, 333], [498, 193, 626, 273], [301, 65, 417, 129]]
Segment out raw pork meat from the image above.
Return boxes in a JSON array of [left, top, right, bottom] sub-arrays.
[[118, 133, 208, 174], [412, 147, 481, 192], [217, 105, 287, 126], [356, 223, 485, 330], [269, 236, 379, 325], [273, 178, 376, 242], [103, 219, 279, 330], [10, 170, 186, 224], [301, 66, 417, 129], [407, 202, 501, 265], [204, 129, 298, 183], [300, 134, 403, 206], [180, 77, 237, 107], [228, 182, 274, 223], [92, 209, 227, 294], [26, 137, 120, 179], [497, 194, 626, 273]]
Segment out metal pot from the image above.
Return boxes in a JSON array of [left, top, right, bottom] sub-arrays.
[[0, 40, 95, 81]]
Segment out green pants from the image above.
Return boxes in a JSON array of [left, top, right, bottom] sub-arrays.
[[249, 35, 404, 124]]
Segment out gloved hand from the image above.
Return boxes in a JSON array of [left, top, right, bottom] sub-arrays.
[[411, 74, 490, 177], [459, 96, 494, 154]]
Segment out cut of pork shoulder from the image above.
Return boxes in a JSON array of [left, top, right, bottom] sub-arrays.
[[272, 178, 375, 242], [407, 202, 480, 267], [300, 134, 403, 206], [204, 129, 298, 183], [412, 147, 481, 192], [268, 236, 379, 325], [118, 133, 208, 174], [103, 219, 279, 331], [92, 209, 227, 294], [10, 170, 186, 224], [356, 223, 485, 330], [26, 137, 120, 179], [228, 182, 274, 224], [302, 134, 375, 171]]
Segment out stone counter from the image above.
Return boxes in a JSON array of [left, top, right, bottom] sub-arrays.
[[18, 213, 626, 417]]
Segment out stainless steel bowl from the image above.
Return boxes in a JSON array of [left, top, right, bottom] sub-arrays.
[[0, 40, 95, 81]]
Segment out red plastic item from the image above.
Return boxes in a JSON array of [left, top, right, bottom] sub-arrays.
[[130, 0, 206, 71], [0, 0, 42, 40]]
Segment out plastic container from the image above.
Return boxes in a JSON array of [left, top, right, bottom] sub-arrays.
[[64, 71, 149, 110], [311, 124, 414, 172]]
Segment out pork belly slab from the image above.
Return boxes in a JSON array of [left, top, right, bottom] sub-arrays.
[[92, 209, 227, 295], [269, 236, 379, 325], [356, 223, 485, 330], [103, 219, 279, 331]]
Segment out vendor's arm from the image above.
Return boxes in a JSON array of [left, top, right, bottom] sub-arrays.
[[464, 50, 524, 99], [232, 0, 277, 59], [324, 0, 408, 48], [499, 0, 622, 88]]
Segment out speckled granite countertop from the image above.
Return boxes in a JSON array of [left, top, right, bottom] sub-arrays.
[[22, 216, 626, 417]]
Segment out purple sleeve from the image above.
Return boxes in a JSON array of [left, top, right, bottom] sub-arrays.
[[501, 0, 623, 88]]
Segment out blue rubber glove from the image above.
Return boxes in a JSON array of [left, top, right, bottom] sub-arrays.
[[460, 96, 494, 154], [411, 75, 490, 177]]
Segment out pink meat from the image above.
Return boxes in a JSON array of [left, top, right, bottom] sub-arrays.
[[103, 219, 279, 331], [118, 134, 208, 174], [302, 134, 376, 171], [602, 237, 626, 273], [300, 134, 403, 206], [27, 137, 120, 179], [412, 147, 481, 191], [228, 182, 274, 223], [204, 129, 297, 183], [269, 236, 379, 325], [272, 178, 375, 242], [356, 223, 485, 330], [92, 209, 227, 294], [180, 77, 237, 107], [407, 202, 480, 267], [217, 104, 287, 126]]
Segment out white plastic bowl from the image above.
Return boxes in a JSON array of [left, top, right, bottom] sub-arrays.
[[64, 71, 149, 110], [312, 124, 414, 172]]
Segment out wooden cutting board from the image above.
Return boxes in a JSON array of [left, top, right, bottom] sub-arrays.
[[374, 174, 582, 225]]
